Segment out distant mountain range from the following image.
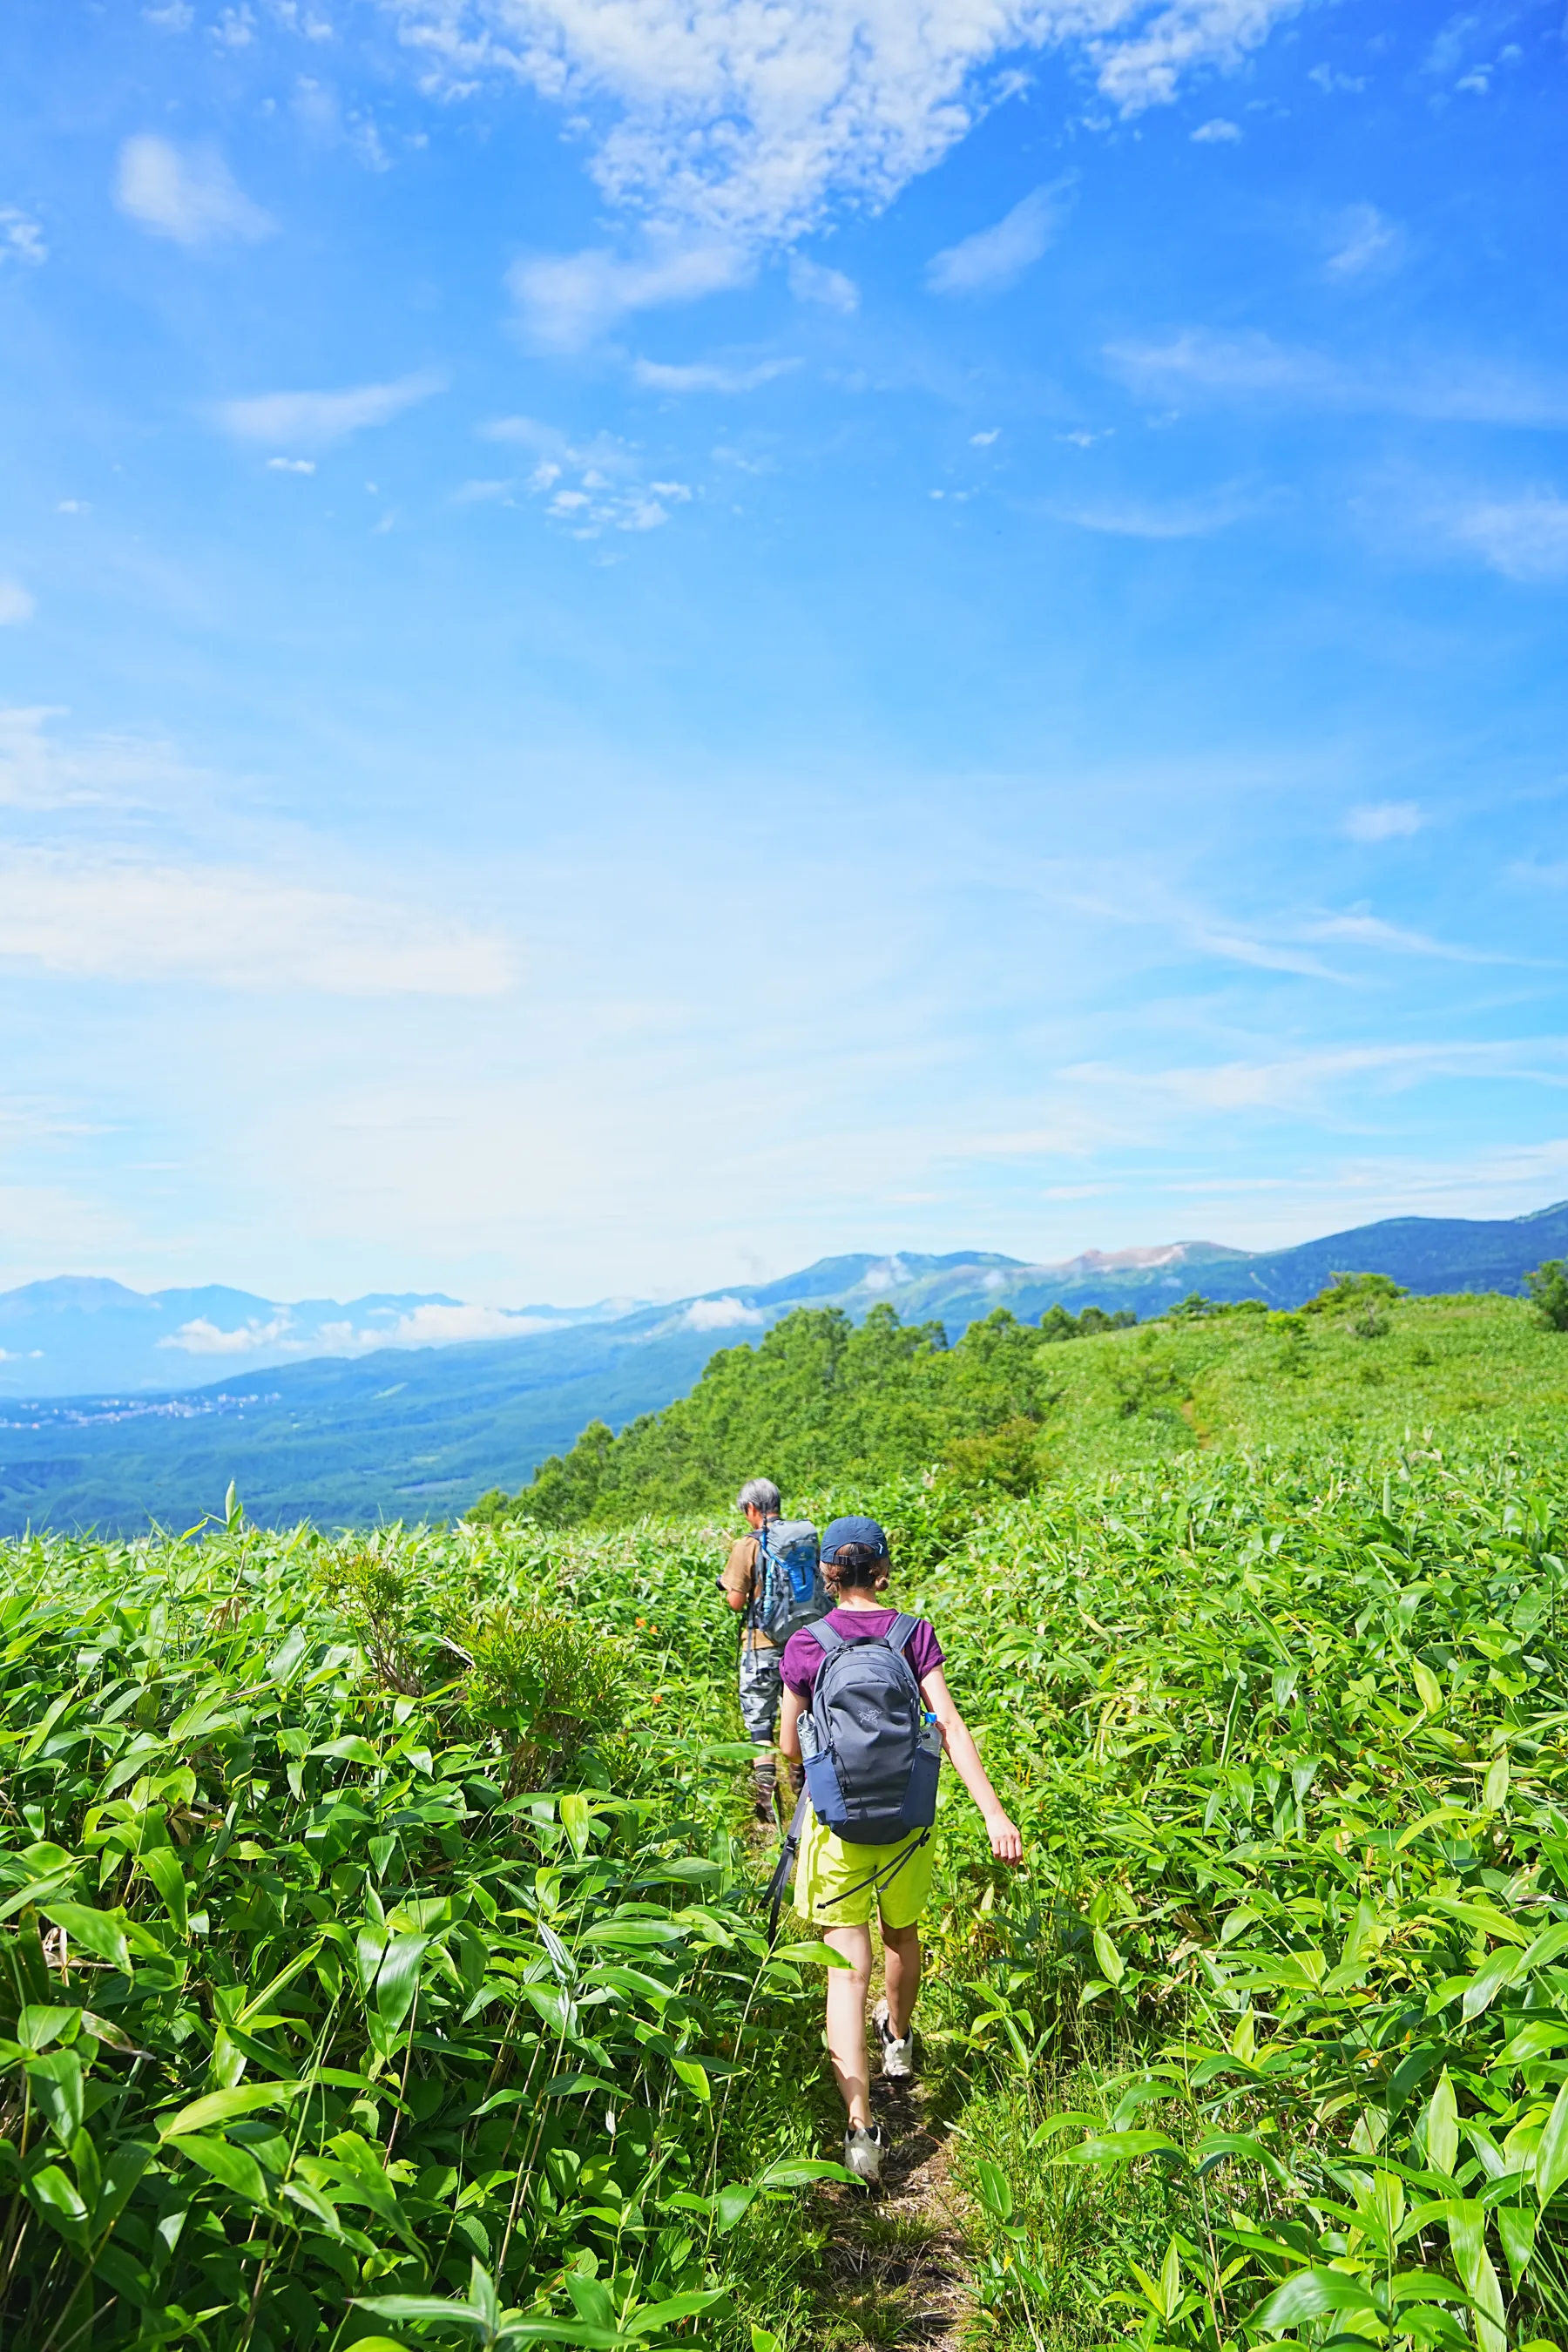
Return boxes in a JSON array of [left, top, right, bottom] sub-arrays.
[[1, 1200, 1563, 1537], [0, 1278, 639, 1399]]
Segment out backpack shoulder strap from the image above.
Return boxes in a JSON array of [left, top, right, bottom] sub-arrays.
[[885, 1613, 920, 1658], [808, 1618, 846, 1658]]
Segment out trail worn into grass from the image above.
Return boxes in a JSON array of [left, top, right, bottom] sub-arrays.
[[813, 2080, 976, 2351]]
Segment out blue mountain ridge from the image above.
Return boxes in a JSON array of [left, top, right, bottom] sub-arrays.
[[0, 1200, 1563, 1536], [0, 1276, 638, 1399]]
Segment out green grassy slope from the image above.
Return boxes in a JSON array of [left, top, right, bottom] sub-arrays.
[[476, 1285, 1568, 1526], [6, 1418, 1568, 2346]]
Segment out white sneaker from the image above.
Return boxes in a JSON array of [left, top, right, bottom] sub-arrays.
[[843, 2123, 885, 2186], [874, 1997, 914, 2081]]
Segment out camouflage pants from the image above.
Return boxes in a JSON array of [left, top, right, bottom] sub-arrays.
[[738, 1644, 783, 1743], [739, 1646, 804, 1808]]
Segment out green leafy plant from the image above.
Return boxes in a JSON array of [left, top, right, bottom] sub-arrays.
[[1524, 1261, 1568, 1334]]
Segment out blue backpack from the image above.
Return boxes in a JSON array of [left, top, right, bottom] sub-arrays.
[[752, 1518, 828, 1647], [767, 1615, 943, 1936]]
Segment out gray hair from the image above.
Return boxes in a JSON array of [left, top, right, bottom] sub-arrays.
[[736, 1477, 781, 1517]]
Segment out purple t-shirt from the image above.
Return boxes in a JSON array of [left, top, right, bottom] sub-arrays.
[[781, 1609, 945, 1705]]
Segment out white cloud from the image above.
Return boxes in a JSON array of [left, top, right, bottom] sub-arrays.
[[1050, 479, 1258, 537], [1191, 116, 1240, 139], [1089, 0, 1308, 112], [267, 455, 317, 473], [1308, 62, 1365, 92], [1301, 912, 1492, 963], [159, 1300, 553, 1355], [508, 241, 749, 352], [384, 0, 1304, 256], [1, 208, 46, 266], [215, 371, 444, 446], [160, 1314, 296, 1355], [970, 428, 1001, 446], [0, 582, 35, 626], [114, 136, 275, 247], [1346, 800, 1423, 842], [145, 2, 195, 24], [788, 254, 859, 313], [1062, 1037, 1568, 1116], [482, 415, 693, 535], [0, 850, 512, 994], [633, 355, 797, 393], [1325, 201, 1403, 279], [373, 1301, 555, 1344], [1106, 329, 1568, 427], [683, 1294, 764, 1329], [1448, 490, 1568, 584], [927, 180, 1072, 296], [0, 705, 215, 812]]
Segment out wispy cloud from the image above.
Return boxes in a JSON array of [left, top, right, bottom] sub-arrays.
[[0, 850, 512, 994], [0, 208, 46, 266], [926, 180, 1072, 297], [214, 371, 444, 447], [1106, 328, 1568, 427], [114, 136, 274, 247], [1050, 479, 1262, 538], [0, 706, 208, 812], [0, 582, 35, 626], [1346, 800, 1423, 842], [1325, 201, 1404, 279], [1191, 118, 1241, 142], [507, 241, 749, 353], [788, 254, 858, 313], [633, 355, 798, 394], [1301, 911, 1498, 963], [1447, 489, 1568, 583], [1061, 1037, 1568, 1116], [478, 415, 693, 536]]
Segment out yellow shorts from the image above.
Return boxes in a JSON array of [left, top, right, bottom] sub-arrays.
[[794, 1810, 935, 1930]]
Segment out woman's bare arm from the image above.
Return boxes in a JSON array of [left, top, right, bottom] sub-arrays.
[[778, 1684, 804, 1762], [919, 1665, 1023, 1863]]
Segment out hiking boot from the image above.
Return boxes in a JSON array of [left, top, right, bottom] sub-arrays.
[[843, 2122, 885, 2187], [874, 1997, 914, 2081]]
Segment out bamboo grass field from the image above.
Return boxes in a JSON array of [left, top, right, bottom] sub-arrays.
[[4, 1281, 1568, 2351]]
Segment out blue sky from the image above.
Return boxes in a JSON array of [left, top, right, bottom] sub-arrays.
[[1, 0, 1565, 1309]]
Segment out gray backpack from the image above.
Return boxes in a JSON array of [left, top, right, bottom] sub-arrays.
[[796, 1616, 942, 1844], [765, 1614, 943, 1936], [752, 1518, 828, 1647]]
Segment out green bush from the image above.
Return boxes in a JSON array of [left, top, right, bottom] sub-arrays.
[[463, 1598, 630, 1787], [1525, 1256, 1568, 1331]]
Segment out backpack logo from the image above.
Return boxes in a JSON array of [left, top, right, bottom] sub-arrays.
[[796, 1616, 943, 1846]]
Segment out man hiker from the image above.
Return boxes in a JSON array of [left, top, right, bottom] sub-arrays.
[[776, 1515, 1023, 2186], [719, 1477, 829, 1823]]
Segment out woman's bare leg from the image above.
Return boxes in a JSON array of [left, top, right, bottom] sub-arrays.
[[822, 1923, 874, 2128], [881, 1922, 922, 2037]]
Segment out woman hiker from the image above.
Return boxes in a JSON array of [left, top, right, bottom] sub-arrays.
[[776, 1514, 1024, 2186]]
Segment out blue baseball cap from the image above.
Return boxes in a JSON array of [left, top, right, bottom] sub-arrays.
[[820, 1515, 889, 1562]]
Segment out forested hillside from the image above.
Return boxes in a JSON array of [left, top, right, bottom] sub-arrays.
[[470, 1274, 1568, 1528]]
